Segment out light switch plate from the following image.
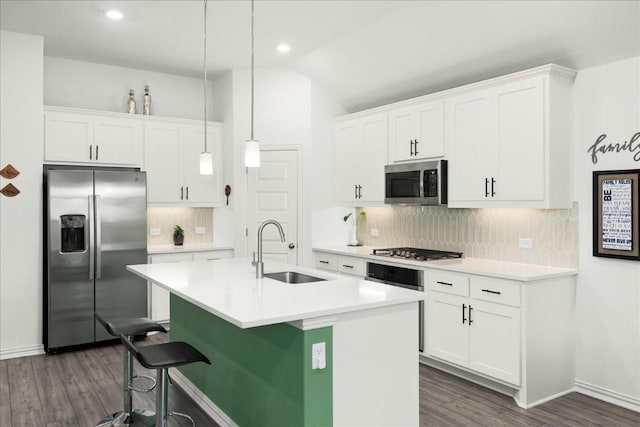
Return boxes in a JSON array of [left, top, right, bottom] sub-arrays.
[[150, 227, 161, 236], [370, 228, 379, 237], [195, 226, 206, 234], [519, 238, 533, 249]]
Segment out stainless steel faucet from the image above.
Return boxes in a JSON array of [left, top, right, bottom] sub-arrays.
[[255, 219, 286, 278]]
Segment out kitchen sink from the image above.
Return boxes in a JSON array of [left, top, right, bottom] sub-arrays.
[[264, 271, 326, 284]]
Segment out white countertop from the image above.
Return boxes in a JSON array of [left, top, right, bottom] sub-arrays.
[[147, 242, 234, 255], [313, 245, 577, 281], [127, 257, 424, 329]]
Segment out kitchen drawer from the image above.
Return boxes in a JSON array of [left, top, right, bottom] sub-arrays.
[[193, 249, 233, 261], [471, 277, 521, 307], [314, 252, 338, 271], [427, 271, 469, 297], [338, 255, 366, 277]]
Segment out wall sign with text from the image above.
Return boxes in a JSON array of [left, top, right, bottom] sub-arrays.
[[593, 169, 640, 260]]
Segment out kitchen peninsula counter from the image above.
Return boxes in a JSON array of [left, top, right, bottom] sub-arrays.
[[127, 257, 423, 427]]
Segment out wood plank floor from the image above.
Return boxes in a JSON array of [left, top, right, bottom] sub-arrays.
[[1, 333, 638, 426]]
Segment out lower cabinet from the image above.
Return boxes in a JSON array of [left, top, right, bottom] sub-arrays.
[[148, 249, 233, 322], [426, 271, 521, 386], [314, 251, 366, 278]]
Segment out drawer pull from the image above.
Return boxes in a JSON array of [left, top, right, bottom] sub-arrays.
[[468, 305, 474, 325], [482, 289, 501, 295], [462, 303, 467, 324], [319, 260, 329, 264], [342, 264, 354, 268], [436, 281, 453, 286]]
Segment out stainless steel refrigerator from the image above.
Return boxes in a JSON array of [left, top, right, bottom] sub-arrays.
[[44, 167, 147, 351]]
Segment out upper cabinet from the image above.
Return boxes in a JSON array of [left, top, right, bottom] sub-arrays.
[[389, 100, 444, 162], [144, 119, 223, 206], [44, 107, 143, 166], [335, 113, 388, 205], [447, 66, 575, 208]]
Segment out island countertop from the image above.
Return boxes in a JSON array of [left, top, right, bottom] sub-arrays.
[[127, 257, 424, 329]]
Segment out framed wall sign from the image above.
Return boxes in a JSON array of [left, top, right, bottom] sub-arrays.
[[593, 169, 640, 260]]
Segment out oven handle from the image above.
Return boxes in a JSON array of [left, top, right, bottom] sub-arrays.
[[365, 275, 423, 291]]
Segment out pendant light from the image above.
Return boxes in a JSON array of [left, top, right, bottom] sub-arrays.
[[244, 0, 260, 167], [199, 0, 213, 175]]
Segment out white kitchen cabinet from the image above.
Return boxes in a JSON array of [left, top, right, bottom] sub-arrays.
[[389, 100, 444, 162], [144, 120, 223, 206], [425, 271, 521, 386], [148, 248, 234, 322], [44, 107, 143, 166], [148, 253, 192, 322], [313, 251, 366, 278], [335, 113, 388, 204], [447, 66, 575, 208]]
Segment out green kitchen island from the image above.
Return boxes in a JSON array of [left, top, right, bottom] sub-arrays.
[[127, 257, 424, 427]]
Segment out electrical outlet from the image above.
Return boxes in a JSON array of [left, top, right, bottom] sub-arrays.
[[195, 226, 206, 234], [519, 238, 533, 249], [370, 228, 379, 237], [312, 342, 326, 370], [150, 227, 161, 236]]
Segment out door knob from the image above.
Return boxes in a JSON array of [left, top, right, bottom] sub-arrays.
[[288, 243, 296, 249]]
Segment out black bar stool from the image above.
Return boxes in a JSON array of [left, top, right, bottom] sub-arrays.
[[96, 314, 167, 427], [119, 334, 211, 427]]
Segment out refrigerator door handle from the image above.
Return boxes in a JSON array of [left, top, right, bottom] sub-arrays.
[[88, 195, 95, 280], [95, 195, 102, 279]]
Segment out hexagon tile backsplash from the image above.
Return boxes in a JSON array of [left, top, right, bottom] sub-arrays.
[[356, 203, 578, 268]]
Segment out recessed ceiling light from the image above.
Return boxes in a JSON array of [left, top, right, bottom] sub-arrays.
[[105, 10, 124, 20], [276, 44, 291, 54]]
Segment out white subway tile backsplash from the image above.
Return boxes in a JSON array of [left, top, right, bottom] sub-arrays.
[[356, 204, 578, 268], [147, 207, 214, 246]]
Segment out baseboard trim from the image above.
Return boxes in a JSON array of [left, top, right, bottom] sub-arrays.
[[0, 344, 45, 360], [169, 368, 239, 427], [575, 380, 640, 413]]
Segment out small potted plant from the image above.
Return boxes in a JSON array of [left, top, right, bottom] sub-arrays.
[[343, 211, 366, 246], [173, 225, 185, 246]]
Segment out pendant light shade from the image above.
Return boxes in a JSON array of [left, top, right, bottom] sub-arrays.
[[244, 139, 260, 167], [200, 151, 213, 174], [244, 0, 260, 168], [200, 0, 213, 175]]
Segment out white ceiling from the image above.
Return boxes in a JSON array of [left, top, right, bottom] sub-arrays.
[[1, 0, 639, 112]]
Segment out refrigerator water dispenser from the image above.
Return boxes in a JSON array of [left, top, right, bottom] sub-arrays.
[[60, 214, 85, 253]]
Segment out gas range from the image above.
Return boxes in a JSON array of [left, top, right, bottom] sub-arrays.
[[371, 247, 463, 262]]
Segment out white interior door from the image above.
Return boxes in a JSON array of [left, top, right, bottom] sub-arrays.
[[247, 149, 299, 265]]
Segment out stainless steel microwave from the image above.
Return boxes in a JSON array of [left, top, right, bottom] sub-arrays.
[[384, 160, 448, 205]]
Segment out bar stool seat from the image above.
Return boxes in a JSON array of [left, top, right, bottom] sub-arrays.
[[96, 314, 167, 427], [120, 334, 211, 427]]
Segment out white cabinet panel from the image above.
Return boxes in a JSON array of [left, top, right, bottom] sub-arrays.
[[389, 100, 444, 162], [314, 252, 338, 271], [44, 108, 143, 166], [426, 292, 469, 367], [335, 113, 387, 204], [337, 255, 366, 277], [148, 253, 192, 322], [144, 120, 223, 206], [192, 250, 233, 261]]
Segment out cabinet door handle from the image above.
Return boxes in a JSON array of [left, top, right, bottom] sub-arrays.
[[342, 264, 354, 269], [462, 303, 467, 324], [96, 145, 99, 161], [468, 305, 474, 325], [482, 288, 501, 295], [355, 184, 358, 199], [358, 185, 363, 199], [89, 145, 93, 160], [186, 186, 189, 200], [436, 281, 453, 286], [181, 186, 184, 200], [485, 178, 489, 197], [319, 260, 329, 264], [410, 139, 414, 156], [414, 139, 419, 156], [491, 177, 496, 197]]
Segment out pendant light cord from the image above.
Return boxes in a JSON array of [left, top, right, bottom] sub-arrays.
[[203, 0, 208, 152], [250, 0, 255, 141]]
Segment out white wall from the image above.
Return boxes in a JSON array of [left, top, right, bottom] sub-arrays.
[[44, 56, 217, 121], [0, 31, 44, 358], [573, 56, 640, 410]]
